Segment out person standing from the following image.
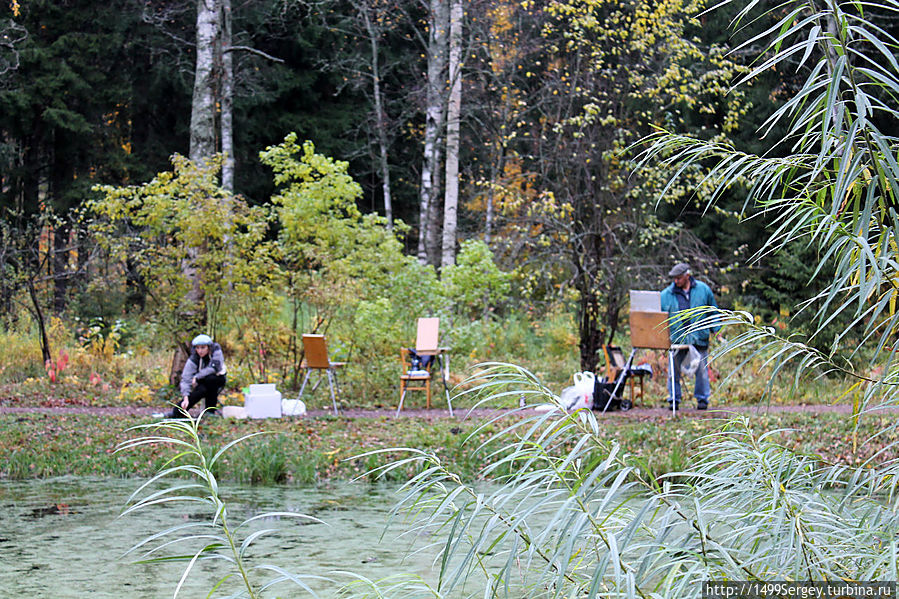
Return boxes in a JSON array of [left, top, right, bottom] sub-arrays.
[[167, 334, 227, 418], [660, 263, 720, 410]]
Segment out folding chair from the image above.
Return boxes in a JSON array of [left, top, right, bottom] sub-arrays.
[[297, 334, 344, 415], [396, 317, 454, 416], [397, 347, 432, 416], [597, 344, 650, 412]]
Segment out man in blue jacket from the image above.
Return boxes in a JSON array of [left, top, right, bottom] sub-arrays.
[[660, 263, 720, 410]]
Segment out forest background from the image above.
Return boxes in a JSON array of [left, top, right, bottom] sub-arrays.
[[0, 0, 841, 408]]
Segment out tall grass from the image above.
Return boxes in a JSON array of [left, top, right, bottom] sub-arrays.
[[358, 366, 899, 598], [116, 413, 329, 598]]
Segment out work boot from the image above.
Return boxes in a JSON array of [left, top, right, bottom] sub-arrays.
[[696, 401, 708, 410]]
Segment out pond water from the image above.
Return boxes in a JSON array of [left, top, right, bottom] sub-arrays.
[[0, 477, 437, 598]]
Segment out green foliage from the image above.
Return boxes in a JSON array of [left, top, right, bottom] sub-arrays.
[[261, 133, 411, 294], [441, 240, 512, 319], [90, 154, 278, 343], [227, 435, 292, 485], [258, 133, 428, 384], [262, 133, 366, 268], [364, 366, 899, 598], [481, 0, 750, 370], [642, 0, 899, 391]]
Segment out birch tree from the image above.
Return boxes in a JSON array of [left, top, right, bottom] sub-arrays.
[[189, 0, 218, 163], [361, 1, 394, 228], [308, 0, 413, 229], [417, 0, 448, 265], [219, 0, 234, 191], [440, 0, 462, 267], [462, 0, 746, 371]]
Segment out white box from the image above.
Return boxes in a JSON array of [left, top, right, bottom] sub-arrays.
[[244, 384, 282, 419]]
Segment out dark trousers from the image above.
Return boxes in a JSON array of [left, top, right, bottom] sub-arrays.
[[185, 374, 226, 412]]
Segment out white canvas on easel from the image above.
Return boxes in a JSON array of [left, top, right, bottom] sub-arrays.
[[629, 290, 661, 312]]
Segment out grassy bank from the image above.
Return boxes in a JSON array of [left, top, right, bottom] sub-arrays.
[[2, 410, 895, 484]]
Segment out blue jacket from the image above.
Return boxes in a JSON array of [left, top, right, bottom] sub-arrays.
[[660, 278, 720, 347]]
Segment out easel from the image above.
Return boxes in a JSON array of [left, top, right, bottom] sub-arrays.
[[666, 344, 692, 417], [598, 297, 671, 415]]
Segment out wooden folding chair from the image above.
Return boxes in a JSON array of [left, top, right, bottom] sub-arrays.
[[397, 347, 432, 416], [396, 317, 454, 416], [297, 334, 345, 415], [601, 344, 646, 407]]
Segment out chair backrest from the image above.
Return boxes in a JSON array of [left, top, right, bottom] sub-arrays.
[[416, 317, 440, 353], [603, 345, 626, 381], [303, 334, 331, 369], [400, 347, 411, 369]]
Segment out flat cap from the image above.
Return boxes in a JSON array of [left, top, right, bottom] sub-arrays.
[[668, 262, 690, 277]]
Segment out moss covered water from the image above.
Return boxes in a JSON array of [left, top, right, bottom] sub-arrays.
[[0, 477, 436, 597]]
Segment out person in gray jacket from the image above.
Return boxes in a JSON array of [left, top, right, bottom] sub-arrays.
[[168, 334, 227, 418]]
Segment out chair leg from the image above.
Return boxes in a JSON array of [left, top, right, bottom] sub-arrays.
[[426, 380, 431, 409], [332, 369, 342, 398], [297, 370, 312, 400], [326, 369, 339, 416]]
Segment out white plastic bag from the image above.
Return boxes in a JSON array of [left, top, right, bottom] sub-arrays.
[[281, 399, 306, 417], [573, 371, 595, 393], [562, 371, 595, 410], [680, 345, 702, 377], [222, 405, 248, 419]]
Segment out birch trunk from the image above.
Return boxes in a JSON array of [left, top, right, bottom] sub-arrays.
[[486, 147, 502, 244], [363, 7, 393, 229], [417, 0, 448, 264], [441, 0, 462, 268], [426, 137, 443, 265], [220, 0, 234, 191], [190, 0, 218, 163]]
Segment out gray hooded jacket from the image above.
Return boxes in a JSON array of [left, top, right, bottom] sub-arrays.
[[180, 342, 227, 396]]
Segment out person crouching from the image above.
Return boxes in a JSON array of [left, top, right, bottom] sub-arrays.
[[169, 334, 227, 418]]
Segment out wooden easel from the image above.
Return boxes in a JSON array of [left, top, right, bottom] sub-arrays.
[[598, 304, 671, 414]]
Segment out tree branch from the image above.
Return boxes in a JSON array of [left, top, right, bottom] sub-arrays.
[[224, 45, 284, 63]]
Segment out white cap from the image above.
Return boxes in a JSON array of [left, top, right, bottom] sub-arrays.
[[191, 334, 213, 346]]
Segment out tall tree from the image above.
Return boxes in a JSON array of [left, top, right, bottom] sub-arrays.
[[362, 3, 394, 228], [220, 0, 234, 190], [0, 0, 158, 318], [440, 0, 462, 267], [417, 0, 448, 265], [189, 0, 219, 163]]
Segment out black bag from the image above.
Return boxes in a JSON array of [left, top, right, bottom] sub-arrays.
[[593, 379, 632, 412], [406, 348, 433, 370]]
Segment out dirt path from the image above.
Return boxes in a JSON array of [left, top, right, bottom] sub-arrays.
[[0, 402, 888, 420]]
